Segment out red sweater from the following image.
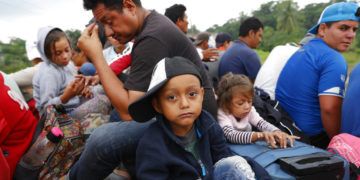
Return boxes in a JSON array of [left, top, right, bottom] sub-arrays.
[[0, 74, 37, 178]]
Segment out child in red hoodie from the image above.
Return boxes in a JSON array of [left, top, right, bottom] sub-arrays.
[[0, 73, 37, 178]]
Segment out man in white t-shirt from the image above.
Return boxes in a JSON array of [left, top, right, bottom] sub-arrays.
[[254, 33, 315, 100]]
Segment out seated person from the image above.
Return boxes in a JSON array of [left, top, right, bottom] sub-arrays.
[[254, 33, 315, 100], [10, 39, 43, 101], [0, 72, 37, 178], [341, 63, 360, 137], [216, 73, 298, 148], [194, 32, 219, 62], [129, 57, 271, 179], [33, 26, 110, 118]]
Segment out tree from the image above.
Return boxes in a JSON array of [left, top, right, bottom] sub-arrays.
[[65, 29, 82, 51], [0, 38, 30, 73], [188, 24, 200, 36], [275, 0, 300, 34], [299, 2, 329, 30], [253, 1, 277, 29]]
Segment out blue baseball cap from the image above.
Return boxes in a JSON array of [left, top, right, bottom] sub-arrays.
[[79, 62, 96, 76], [308, 2, 360, 34]]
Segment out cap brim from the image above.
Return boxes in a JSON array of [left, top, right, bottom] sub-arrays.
[[307, 24, 319, 34], [128, 80, 167, 122], [194, 40, 203, 46]]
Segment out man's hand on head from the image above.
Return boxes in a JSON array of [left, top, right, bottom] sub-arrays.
[[77, 23, 104, 64]]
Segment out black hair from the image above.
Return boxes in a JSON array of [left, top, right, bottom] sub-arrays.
[[87, 17, 107, 47], [83, 0, 142, 11], [239, 17, 264, 37], [164, 4, 187, 24]]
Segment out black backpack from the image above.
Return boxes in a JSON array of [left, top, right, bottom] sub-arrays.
[[252, 92, 310, 144]]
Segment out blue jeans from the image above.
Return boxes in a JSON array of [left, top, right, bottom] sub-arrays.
[[69, 119, 155, 180], [213, 156, 255, 180]]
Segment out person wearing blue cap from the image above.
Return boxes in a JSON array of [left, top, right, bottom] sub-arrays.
[[275, 2, 360, 149]]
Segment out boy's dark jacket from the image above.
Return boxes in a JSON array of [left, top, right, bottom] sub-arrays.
[[136, 110, 270, 180]]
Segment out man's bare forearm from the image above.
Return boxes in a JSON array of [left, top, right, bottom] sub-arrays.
[[93, 56, 133, 120]]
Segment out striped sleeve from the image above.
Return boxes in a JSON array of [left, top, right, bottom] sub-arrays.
[[222, 126, 254, 144], [256, 119, 279, 132]]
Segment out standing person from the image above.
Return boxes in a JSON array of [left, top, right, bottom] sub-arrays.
[[164, 4, 189, 34], [216, 73, 298, 148], [218, 17, 263, 82], [341, 63, 360, 137], [71, 0, 217, 179], [130, 57, 264, 180], [275, 2, 360, 149]]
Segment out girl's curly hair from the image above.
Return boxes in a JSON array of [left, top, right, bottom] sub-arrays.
[[216, 73, 253, 113]]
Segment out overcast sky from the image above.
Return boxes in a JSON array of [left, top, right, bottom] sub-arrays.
[[0, 0, 330, 43]]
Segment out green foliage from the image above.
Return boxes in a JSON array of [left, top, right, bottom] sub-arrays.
[[253, 1, 277, 29], [0, 38, 30, 73], [342, 51, 360, 72], [206, 12, 249, 40], [255, 49, 270, 64], [65, 29, 82, 52], [188, 24, 200, 36], [275, 0, 299, 34], [298, 2, 329, 30], [2, 0, 360, 75]]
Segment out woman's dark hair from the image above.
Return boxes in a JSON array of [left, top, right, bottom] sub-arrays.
[[216, 73, 254, 113], [239, 17, 264, 37], [165, 4, 186, 24], [44, 29, 70, 61], [83, 0, 142, 11]]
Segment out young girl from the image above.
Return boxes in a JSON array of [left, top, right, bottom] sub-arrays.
[[33, 26, 110, 118], [216, 73, 298, 148]]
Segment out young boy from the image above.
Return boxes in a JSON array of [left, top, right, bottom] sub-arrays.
[[129, 57, 269, 179]]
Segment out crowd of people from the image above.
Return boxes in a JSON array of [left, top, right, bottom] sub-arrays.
[[1, 0, 360, 179]]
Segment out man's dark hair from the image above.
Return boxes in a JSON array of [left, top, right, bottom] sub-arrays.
[[239, 17, 264, 37], [83, 0, 142, 11], [164, 4, 186, 24]]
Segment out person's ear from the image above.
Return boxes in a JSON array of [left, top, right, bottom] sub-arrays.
[[317, 24, 327, 37], [123, 0, 137, 14], [152, 97, 163, 113], [248, 29, 256, 38], [176, 18, 182, 24]]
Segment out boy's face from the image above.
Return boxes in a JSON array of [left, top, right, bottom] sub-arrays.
[[153, 74, 204, 136], [318, 20, 358, 52], [230, 92, 253, 119], [51, 37, 72, 66]]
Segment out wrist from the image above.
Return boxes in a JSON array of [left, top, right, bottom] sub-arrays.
[[257, 132, 264, 140], [60, 94, 71, 104]]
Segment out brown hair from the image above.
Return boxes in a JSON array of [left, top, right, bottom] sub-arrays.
[[44, 29, 70, 61], [216, 73, 254, 113]]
